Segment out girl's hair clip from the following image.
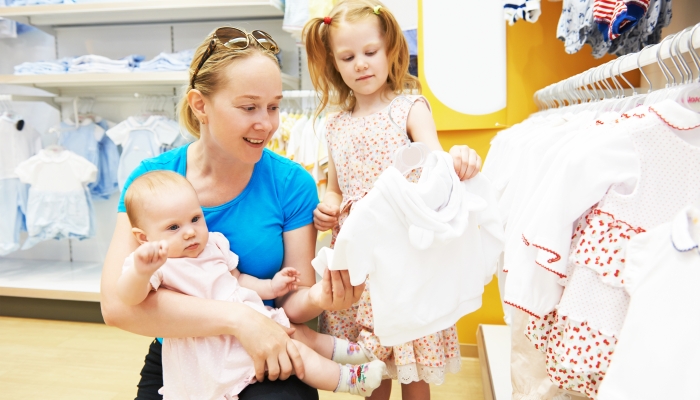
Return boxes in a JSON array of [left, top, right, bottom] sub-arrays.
[[323, 16, 332, 24], [373, 5, 382, 14]]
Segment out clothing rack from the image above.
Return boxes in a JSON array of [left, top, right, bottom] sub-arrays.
[[535, 23, 700, 107]]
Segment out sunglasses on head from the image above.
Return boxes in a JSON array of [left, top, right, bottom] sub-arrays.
[[190, 27, 280, 90]]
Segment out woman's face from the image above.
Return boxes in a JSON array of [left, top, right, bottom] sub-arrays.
[[204, 53, 283, 165]]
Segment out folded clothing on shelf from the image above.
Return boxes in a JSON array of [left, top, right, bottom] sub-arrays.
[[12, 52, 195, 75], [68, 54, 145, 73], [135, 49, 194, 72], [14, 58, 72, 75]]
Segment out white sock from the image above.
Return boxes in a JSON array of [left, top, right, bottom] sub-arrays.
[[334, 360, 386, 397], [331, 337, 371, 365]]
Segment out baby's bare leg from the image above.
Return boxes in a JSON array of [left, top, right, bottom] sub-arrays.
[[290, 323, 334, 359], [291, 323, 370, 364], [291, 338, 339, 391]]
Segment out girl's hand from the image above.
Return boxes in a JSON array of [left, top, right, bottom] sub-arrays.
[[449, 145, 482, 180], [133, 240, 168, 276], [308, 267, 364, 311], [313, 202, 340, 232], [270, 267, 301, 297]]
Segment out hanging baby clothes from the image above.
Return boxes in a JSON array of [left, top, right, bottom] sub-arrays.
[[504, 0, 542, 25], [282, 0, 308, 41], [285, 113, 309, 161], [15, 148, 97, 249], [55, 119, 114, 199], [557, 0, 672, 57], [0, 115, 41, 254], [106, 116, 180, 190], [94, 119, 120, 199], [522, 100, 700, 398], [595, 206, 700, 400], [0, 178, 29, 255]]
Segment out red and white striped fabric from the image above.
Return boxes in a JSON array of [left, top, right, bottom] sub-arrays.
[[593, 0, 617, 26]]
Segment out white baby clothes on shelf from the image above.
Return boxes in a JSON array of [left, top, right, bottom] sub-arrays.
[[135, 50, 194, 72], [597, 206, 700, 400], [314, 152, 504, 346], [15, 148, 97, 249], [68, 54, 143, 73], [106, 116, 180, 189]]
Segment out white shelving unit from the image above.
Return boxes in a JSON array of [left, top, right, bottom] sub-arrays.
[[0, 0, 283, 27], [0, 71, 300, 92], [0, 2, 302, 318], [0, 259, 101, 302]]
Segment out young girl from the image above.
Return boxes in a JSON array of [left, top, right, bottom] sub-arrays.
[[303, 1, 481, 398], [117, 170, 387, 399]]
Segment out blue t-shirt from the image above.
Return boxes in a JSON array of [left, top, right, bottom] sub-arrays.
[[118, 144, 318, 307]]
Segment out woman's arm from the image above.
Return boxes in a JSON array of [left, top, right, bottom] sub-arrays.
[[275, 224, 365, 323], [407, 100, 482, 180], [101, 213, 305, 382]]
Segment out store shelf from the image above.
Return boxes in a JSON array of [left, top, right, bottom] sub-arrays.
[[0, 70, 300, 91], [0, 259, 101, 302], [0, 0, 283, 27], [477, 324, 512, 400]]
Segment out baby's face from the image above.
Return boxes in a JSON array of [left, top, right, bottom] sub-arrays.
[[139, 188, 209, 258]]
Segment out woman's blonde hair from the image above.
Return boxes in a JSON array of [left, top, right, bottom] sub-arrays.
[[178, 28, 280, 139], [302, 0, 419, 119]]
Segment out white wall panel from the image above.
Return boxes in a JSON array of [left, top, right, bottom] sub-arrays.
[[0, 28, 55, 75], [56, 23, 171, 59], [422, 0, 506, 115]]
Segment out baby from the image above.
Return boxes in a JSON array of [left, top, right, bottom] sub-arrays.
[[117, 170, 385, 399]]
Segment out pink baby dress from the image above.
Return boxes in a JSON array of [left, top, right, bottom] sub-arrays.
[[123, 232, 290, 400]]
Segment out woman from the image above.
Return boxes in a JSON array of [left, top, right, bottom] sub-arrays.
[[100, 27, 364, 399]]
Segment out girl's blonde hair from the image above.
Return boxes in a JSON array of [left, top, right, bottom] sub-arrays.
[[303, 0, 420, 119], [178, 29, 280, 139]]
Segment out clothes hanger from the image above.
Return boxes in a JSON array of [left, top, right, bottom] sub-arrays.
[[645, 34, 676, 105], [670, 25, 700, 112]]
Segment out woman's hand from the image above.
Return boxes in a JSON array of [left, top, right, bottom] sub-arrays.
[[234, 306, 305, 382], [308, 267, 364, 312], [313, 202, 340, 232], [449, 145, 482, 180]]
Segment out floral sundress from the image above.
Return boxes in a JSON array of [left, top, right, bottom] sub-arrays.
[[318, 95, 461, 384]]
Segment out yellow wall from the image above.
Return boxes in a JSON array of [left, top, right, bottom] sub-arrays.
[[436, 1, 622, 345]]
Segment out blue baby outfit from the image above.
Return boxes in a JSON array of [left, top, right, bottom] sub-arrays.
[[15, 149, 97, 249]]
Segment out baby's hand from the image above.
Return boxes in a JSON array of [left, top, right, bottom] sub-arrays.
[[133, 240, 168, 277], [449, 145, 482, 180], [270, 267, 301, 297], [313, 202, 340, 232]]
